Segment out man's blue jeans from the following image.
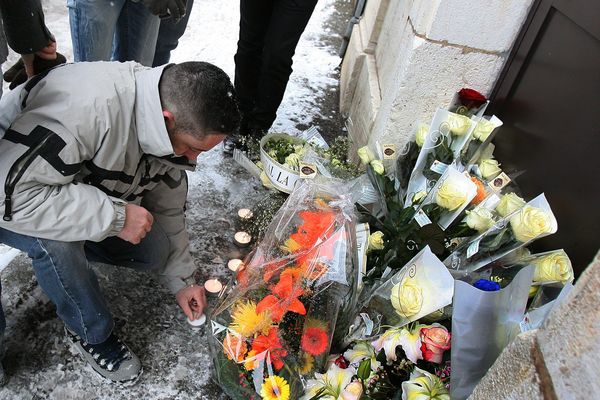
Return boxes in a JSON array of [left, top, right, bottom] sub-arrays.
[[0, 225, 169, 344], [67, 0, 160, 66]]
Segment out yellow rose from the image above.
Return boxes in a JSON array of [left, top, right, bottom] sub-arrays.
[[529, 285, 540, 298], [368, 231, 385, 251], [255, 161, 264, 170], [472, 118, 496, 141], [415, 123, 430, 147], [465, 208, 495, 232], [446, 113, 472, 136], [478, 158, 502, 180], [510, 205, 554, 243], [370, 159, 384, 175], [532, 250, 573, 283], [495, 192, 526, 217], [357, 146, 375, 165], [435, 175, 471, 211], [391, 278, 423, 318]]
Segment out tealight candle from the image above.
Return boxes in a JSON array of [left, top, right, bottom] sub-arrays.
[[187, 314, 206, 327], [204, 279, 223, 294], [227, 258, 244, 272], [234, 231, 252, 247], [237, 208, 254, 220]]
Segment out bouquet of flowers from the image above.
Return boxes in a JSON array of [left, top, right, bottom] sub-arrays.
[[208, 181, 359, 400]]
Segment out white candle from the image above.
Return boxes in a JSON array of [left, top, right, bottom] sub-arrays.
[[237, 208, 254, 220], [234, 231, 252, 247], [187, 314, 206, 327], [227, 258, 244, 272], [204, 279, 223, 294]]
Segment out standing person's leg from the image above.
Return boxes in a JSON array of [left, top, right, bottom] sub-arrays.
[[251, 0, 318, 132], [152, 0, 195, 67], [113, 0, 160, 65], [68, 0, 124, 62], [234, 0, 275, 128]]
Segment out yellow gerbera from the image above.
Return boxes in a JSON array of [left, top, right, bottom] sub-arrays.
[[298, 353, 314, 375], [260, 375, 290, 400], [229, 301, 272, 337], [244, 350, 259, 371], [280, 238, 301, 253]]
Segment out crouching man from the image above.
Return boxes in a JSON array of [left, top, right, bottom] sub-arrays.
[[0, 60, 240, 384]]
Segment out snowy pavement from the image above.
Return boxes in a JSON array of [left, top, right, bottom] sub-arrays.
[[0, 0, 352, 398]]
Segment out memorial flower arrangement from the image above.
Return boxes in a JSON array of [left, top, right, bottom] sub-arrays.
[[208, 181, 359, 400]]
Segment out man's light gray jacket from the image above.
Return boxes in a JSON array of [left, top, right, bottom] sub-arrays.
[[0, 61, 197, 294]]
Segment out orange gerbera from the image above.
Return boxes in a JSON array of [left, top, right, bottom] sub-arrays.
[[256, 274, 306, 322], [301, 326, 329, 356], [223, 333, 248, 362], [290, 211, 336, 251], [252, 327, 288, 370], [470, 176, 486, 205]]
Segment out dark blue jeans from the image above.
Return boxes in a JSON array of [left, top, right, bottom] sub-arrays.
[[234, 0, 318, 132], [0, 225, 168, 344], [152, 0, 195, 66]]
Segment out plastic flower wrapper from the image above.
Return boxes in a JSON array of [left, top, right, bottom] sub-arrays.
[[520, 281, 573, 332], [459, 115, 503, 167], [444, 193, 558, 276], [412, 166, 477, 230], [447, 88, 489, 118], [404, 109, 478, 207], [450, 265, 534, 400], [395, 122, 429, 203], [207, 180, 360, 399], [349, 247, 454, 340]]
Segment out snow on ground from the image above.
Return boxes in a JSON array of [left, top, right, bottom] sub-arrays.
[[0, 0, 351, 398]]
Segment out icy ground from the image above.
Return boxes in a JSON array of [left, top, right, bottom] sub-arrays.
[[0, 0, 352, 398]]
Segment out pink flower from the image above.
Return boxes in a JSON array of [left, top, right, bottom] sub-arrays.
[[420, 324, 451, 364]]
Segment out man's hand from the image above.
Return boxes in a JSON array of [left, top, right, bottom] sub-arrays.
[[176, 284, 206, 320], [141, 0, 187, 20], [23, 40, 58, 77], [117, 204, 154, 244]]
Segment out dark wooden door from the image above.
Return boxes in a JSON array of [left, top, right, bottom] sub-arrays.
[[489, 0, 600, 275]]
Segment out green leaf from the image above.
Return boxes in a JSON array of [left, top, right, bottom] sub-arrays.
[[357, 358, 372, 381]]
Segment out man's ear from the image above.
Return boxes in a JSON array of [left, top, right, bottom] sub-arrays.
[[163, 110, 176, 131]]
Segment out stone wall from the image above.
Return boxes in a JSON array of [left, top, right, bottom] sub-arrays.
[[469, 250, 600, 399], [340, 0, 534, 150]]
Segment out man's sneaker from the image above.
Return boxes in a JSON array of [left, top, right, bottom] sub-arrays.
[[222, 135, 241, 156], [65, 327, 142, 385]]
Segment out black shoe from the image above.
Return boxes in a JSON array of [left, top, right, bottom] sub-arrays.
[[65, 327, 142, 385], [222, 135, 239, 156]]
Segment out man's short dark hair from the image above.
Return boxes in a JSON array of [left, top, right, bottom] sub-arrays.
[[159, 62, 240, 137]]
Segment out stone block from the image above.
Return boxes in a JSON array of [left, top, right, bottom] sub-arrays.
[[535, 249, 600, 399], [469, 331, 545, 400], [340, 24, 367, 115], [360, 0, 390, 53], [372, 37, 505, 147], [413, 0, 534, 53], [346, 53, 381, 159]]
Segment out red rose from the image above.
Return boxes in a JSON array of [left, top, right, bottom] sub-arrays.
[[334, 355, 350, 369], [420, 324, 451, 364], [458, 88, 487, 109]]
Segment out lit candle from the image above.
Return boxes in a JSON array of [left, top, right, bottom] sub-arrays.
[[237, 208, 254, 220], [234, 231, 252, 247], [187, 314, 206, 327], [204, 279, 223, 294], [228, 258, 244, 272]]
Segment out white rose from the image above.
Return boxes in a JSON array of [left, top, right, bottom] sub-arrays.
[[510, 205, 555, 243], [284, 153, 300, 168], [446, 113, 472, 136], [465, 208, 495, 232], [533, 250, 573, 283], [391, 278, 423, 318], [357, 146, 375, 165], [370, 159, 384, 175], [435, 174, 472, 211], [415, 124, 429, 147], [472, 118, 497, 141], [479, 158, 502, 180], [495, 192, 526, 217]]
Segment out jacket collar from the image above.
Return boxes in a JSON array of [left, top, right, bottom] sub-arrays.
[[134, 64, 175, 157]]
